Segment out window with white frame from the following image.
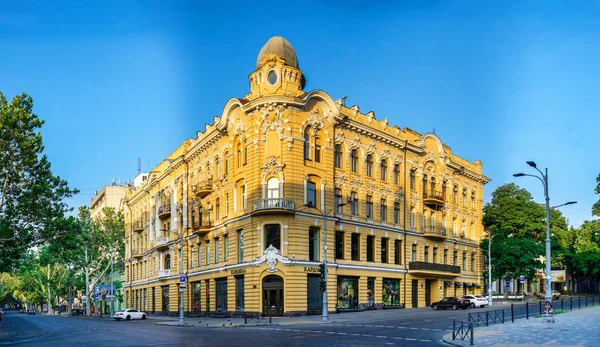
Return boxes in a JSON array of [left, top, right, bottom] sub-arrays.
[[267, 177, 279, 199], [307, 180, 316, 207]]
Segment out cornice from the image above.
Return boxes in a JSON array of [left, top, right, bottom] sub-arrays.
[[447, 161, 491, 184]]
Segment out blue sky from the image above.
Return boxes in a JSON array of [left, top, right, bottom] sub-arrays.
[[1, 0, 598, 226]]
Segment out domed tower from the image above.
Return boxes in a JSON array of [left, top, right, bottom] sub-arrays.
[[248, 36, 306, 100]]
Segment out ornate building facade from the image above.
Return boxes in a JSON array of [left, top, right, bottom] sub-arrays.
[[123, 36, 490, 316]]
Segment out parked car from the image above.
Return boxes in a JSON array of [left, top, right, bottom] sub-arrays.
[[431, 297, 470, 310], [460, 295, 489, 308], [113, 309, 147, 321], [0, 308, 3, 320], [537, 290, 562, 300], [28, 307, 36, 315]]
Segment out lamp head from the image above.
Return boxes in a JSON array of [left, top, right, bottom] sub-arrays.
[[526, 161, 537, 168], [565, 201, 577, 206], [513, 173, 525, 177], [337, 203, 347, 207]]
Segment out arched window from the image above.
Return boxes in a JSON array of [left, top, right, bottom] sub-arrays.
[[442, 181, 447, 200], [215, 157, 221, 179], [366, 154, 373, 177], [237, 143, 243, 168], [314, 137, 321, 163], [462, 189, 467, 207], [409, 170, 415, 189], [430, 177, 436, 196], [471, 191, 476, 209], [453, 185, 458, 204], [224, 151, 229, 175], [393, 164, 400, 184], [164, 254, 171, 269], [307, 180, 316, 207], [351, 149, 358, 172], [304, 132, 310, 160], [267, 177, 279, 199], [380, 160, 387, 181], [422, 174, 428, 195]]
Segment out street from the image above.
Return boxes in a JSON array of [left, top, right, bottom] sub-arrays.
[[0, 302, 548, 347]]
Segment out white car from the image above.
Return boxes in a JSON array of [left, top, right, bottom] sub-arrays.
[[113, 309, 147, 321], [460, 295, 488, 308]]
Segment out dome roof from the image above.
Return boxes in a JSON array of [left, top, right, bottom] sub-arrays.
[[256, 36, 298, 69]]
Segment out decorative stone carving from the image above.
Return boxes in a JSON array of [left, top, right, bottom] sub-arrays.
[[305, 108, 324, 136], [334, 173, 347, 187], [334, 130, 345, 143], [261, 156, 285, 183], [380, 146, 391, 160], [380, 185, 392, 199], [381, 118, 388, 130], [351, 105, 360, 117], [252, 244, 290, 273], [365, 181, 376, 194], [394, 188, 404, 201], [335, 98, 343, 110], [425, 151, 436, 164], [260, 103, 285, 135], [350, 136, 361, 150], [410, 192, 419, 207], [233, 117, 245, 136], [366, 111, 375, 123], [350, 177, 363, 191]]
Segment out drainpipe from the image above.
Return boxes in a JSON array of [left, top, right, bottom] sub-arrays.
[[403, 139, 408, 307]]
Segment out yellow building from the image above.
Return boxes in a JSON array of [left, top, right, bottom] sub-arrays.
[[123, 36, 490, 316]]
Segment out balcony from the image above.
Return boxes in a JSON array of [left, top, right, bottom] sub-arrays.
[[131, 248, 143, 259], [251, 198, 295, 216], [194, 180, 213, 198], [409, 261, 461, 277], [158, 269, 171, 279], [158, 205, 171, 220], [155, 236, 169, 250], [132, 220, 144, 233], [423, 227, 447, 241], [423, 190, 445, 208], [191, 213, 212, 237]]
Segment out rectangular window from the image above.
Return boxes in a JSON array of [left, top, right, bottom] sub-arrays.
[[334, 144, 342, 168], [161, 285, 170, 312], [424, 246, 429, 262], [224, 235, 228, 261], [198, 242, 203, 266], [380, 198, 387, 221], [394, 240, 401, 264], [314, 142, 321, 163], [225, 154, 229, 175], [244, 143, 249, 165], [192, 282, 201, 312], [411, 244, 416, 262], [471, 253, 475, 271], [241, 185, 247, 210], [351, 233, 360, 261], [444, 249, 448, 265], [410, 211, 415, 229], [235, 276, 244, 312], [433, 247, 437, 264], [393, 164, 400, 185], [225, 193, 229, 216], [394, 202, 400, 224], [237, 230, 244, 263], [335, 231, 344, 259], [307, 181, 316, 207], [409, 170, 415, 190], [309, 227, 320, 261], [264, 224, 281, 250], [366, 235, 374, 262], [381, 238, 388, 263], [304, 134, 310, 160], [453, 251, 458, 266], [366, 156, 373, 177], [216, 198, 220, 220], [335, 188, 343, 213], [471, 193, 476, 209], [351, 191, 358, 216], [206, 241, 211, 264], [366, 195, 373, 219], [462, 252, 467, 270], [380, 161, 387, 181], [351, 150, 358, 173]]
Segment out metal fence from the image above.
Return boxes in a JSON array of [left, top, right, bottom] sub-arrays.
[[468, 309, 505, 326], [452, 320, 474, 345]]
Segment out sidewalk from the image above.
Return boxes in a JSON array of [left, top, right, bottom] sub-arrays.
[[443, 305, 600, 346], [148, 313, 346, 327]]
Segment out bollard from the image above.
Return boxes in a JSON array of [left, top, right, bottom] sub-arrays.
[[526, 302, 529, 319], [511, 303, 514, 323], [586, 296, 588, 307], [578, 296, 581, 309], [570, 297, 573, 311], [244, 311, 247, 325], [453, 320, 456, 340], [539, 300, 542, 316], [470, 322, 474, 346]]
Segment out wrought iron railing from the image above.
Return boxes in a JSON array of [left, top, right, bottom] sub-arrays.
[[423, 190, 445, 201], [409, 261, 461, 274], [253, 198, 295, 211]]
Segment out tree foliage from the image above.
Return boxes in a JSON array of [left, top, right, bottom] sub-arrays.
[[0, 92, 78, 271], [593, 173, 600, 217]]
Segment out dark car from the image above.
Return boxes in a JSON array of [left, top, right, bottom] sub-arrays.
[[431, 297, 470, 310], [0, 308, 3, 321], [27, 307, 36, 315]]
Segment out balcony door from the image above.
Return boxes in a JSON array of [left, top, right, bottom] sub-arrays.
[[267, 178, 279, 199]]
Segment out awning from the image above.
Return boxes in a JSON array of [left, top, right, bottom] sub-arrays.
[[464, 282, 473, 288], [444, 281, 453, 286], [455, 282, 463, 287], [473, 283, 481, 288]]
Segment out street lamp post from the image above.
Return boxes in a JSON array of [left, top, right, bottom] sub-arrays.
[[162, 228, 185, 324], [487, 234, 497, 306], [514, 161, 577, 304], [304, 202, 346, 322]]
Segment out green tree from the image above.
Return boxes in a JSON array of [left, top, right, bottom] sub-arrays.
[[0, 92, 78, 271], [593, 173, 600, 217]]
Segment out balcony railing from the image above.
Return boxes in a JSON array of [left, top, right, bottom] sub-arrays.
[[423, 227, 447, 240], [423, 190, 445, 207], [194, 180, 213, 198], [409, 261, 461, 274], [132, 220, 144, 232], [155, 236, 169, 249], [191, 213, 212, 231], [253, 198, 295, 212], [158, 205, 171, 219], [158, 269, 170, 278], [131, 248, 142, 258]]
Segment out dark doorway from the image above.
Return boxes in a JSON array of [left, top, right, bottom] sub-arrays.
[[216, 278, 228, 312], [307, 275, 322, 313], [263, 275, 284, 316], [412, 279, 419, 308], [425, 279, 432, 306]]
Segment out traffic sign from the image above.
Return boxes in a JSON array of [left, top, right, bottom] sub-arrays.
[[180, 275, 186, 283], [519, 275, 525, 283]]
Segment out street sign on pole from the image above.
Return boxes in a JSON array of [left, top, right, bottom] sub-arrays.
[[519, 275, 525, 283], [179, 275, 186, 283]]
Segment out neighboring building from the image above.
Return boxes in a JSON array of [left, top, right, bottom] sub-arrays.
[[90, 183, 127, 220], [123, 36, 490, 316]]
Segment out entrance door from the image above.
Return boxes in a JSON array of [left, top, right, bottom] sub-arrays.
[[425, 280, 432, 306], [411, 279, 419, 308], [216, 278, 228, 311], [263, 275, 284, 316], [307, 275, 322, 312]]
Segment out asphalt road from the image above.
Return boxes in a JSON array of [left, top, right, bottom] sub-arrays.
[[0, 301, 564, 347]]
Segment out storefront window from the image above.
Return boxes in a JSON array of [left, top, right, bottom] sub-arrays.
[[382, 279, 400, 306], [337, 277, 358, 309], [367, 278, 375, 307], [192, 282, 201, 312]]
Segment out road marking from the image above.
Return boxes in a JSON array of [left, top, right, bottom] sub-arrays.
[[385, 343, 394, 345], [420, 339, 432, 342], [284, 329, 292, 331], [355, 324, 363, 327], [292, 329, 301, 332], [376, 335, 387, 339], [397, 326, 407, 329], [362, 334, 373, 337], [392, 337, 403, 340], [424, 319, 432, 321], [401, 322, 410, 325], [312, 330, 322, 333], [409, 327, 418, 330], [325, 332, 335, 334], [351, 333, 360, 336], [364, 324, 373, 327], [432, 328, 442, 331], [405, 338, 417, 341], [386, 325, 394, 328], [275, 328, 282, 331], [421, 328, 430, 330], [374, 325, 384, 327], [337, 332, 347, 335], [346, 324, 353, 326]]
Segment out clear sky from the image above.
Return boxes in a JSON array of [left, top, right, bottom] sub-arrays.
[[1, 0, 598, 226]]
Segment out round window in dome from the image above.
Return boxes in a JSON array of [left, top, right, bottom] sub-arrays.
[[267, 70, 278, 85]]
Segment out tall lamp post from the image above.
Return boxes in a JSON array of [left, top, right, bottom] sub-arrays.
[[304, 202, 346, 322], [513, 161, 576, 303], [161, 228, 185, 324], [487, 234, 497, 306]]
